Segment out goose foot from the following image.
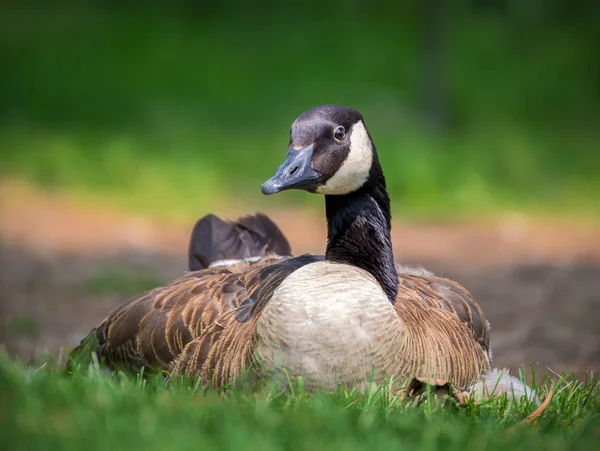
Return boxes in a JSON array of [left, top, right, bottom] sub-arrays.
[[401, 370, 539, 405], [401, 377, 467, 405]]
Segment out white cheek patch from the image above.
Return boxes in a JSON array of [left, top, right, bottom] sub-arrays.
[[316, 121, 373, 195]]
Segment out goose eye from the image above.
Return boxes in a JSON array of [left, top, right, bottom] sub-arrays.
[[334, 127, 345, 141]]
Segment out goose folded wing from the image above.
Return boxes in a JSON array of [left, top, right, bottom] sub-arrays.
[[82, 255, 319, 384], [396, 274, 490, 356]]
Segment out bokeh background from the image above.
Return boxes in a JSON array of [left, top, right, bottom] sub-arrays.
[[1, 0, 599, 377]]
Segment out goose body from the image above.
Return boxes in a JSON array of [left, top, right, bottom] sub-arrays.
[[72, 105, 496, 392], [85, 253, 489, 390], [255, 260, 489, 390]]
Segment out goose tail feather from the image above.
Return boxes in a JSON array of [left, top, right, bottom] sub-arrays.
[[466, 368, 540, 404]]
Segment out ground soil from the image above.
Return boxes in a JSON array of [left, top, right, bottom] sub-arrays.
[[1, 179, 599, 379]]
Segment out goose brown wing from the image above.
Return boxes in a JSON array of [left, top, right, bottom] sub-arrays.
[[85, 254, 320, 384], [396, 273, 490, 357], [393, 273, 491, 386]]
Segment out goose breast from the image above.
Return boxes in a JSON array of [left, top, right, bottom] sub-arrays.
[[255, 260, 409, 391]]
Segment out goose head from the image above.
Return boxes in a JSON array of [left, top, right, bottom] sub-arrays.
[[262, 105, 378, 196]]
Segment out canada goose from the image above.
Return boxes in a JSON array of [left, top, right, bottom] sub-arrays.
[[188, 213, 291, 270], [70, 105, 529, 398], [184, 215, 537, 402]]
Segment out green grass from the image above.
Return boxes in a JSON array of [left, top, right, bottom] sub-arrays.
[[1, 356, 599, 450]]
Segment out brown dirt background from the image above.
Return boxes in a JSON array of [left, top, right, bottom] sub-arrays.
[[1, 179, 599, 378]]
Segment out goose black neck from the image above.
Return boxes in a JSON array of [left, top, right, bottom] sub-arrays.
[[324, 173, 399, 303]]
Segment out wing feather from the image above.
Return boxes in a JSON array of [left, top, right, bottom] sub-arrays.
[[397, 273, 489, 353], [78, 254, 319, 386], [394, 272, 491, 385]]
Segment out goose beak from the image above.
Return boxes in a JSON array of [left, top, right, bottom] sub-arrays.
[[261, 144, 321, 195]]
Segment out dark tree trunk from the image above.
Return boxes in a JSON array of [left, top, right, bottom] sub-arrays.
[[419, 0, 448, 130]]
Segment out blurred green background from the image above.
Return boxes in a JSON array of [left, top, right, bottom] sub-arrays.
[[1, 0, 599, 220]]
